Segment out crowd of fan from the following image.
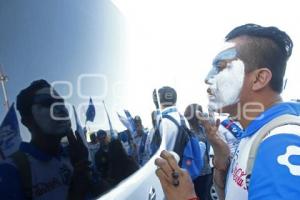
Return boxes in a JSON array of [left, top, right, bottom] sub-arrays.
[[0, 79, 218, 200]]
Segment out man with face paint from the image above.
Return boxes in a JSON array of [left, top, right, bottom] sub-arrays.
[[155, 24, 300, 200], [0, 80, 104, 199]]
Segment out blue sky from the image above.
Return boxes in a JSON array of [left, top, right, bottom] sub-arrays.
[[0, 0, 125, 140]]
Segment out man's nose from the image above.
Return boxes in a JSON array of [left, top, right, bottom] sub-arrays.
[[204, 76, 212, 85], [205, 67, 217, 85], [55, 104, 69, 117], [204, 78, 209, 84]]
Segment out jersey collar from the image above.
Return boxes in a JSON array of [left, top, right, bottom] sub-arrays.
[[161, 106, 177, 116], [242, 102, 300, 138], [19, 142, 64, 162]]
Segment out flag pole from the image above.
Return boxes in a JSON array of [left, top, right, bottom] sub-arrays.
[[0, 65, 9, 111], [84, 119, 88, 140], [102, 100, 116, 139]]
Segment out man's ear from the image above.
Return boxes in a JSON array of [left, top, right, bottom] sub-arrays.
[[252, 68, 272, 91]]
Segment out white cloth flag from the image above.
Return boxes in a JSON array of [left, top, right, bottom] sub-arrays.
[[0, 103, 21, 159], [72, 105, 91, 161]]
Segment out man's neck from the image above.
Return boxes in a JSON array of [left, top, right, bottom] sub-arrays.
[[190, 124, 200, 133], [160, 104, 176, 111], [238, 94, 282, 128], [31, 134, 62, 156]]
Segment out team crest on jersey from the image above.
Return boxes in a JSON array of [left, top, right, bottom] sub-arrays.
[[277, 145, 300, 176]]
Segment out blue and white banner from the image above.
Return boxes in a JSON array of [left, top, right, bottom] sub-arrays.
[[0, 103, 21, 158], [117, 112, 130, 130], [124, 110, 137, 137]]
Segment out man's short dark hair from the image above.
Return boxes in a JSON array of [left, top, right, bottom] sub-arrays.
[[97, 129, 107, 139], [226, 23, 293, 93], [90, 132, 97, 143], [16, 79, 51, 120], [184, 104, 203, 125], [134, 115, 142, 124], [158, 86, 177, 107]]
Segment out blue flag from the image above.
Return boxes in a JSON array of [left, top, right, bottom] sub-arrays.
[[0, 103, 21, 158], [73, 106, 87, 142], [117, 112, 136, 156], [117, 112, 131, 130], [124, 110, 136, 136], [85, 97, 96, 122]]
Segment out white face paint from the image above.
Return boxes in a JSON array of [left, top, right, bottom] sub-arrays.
[[31, 88, 71, 136], [205, 45, 245, 111]]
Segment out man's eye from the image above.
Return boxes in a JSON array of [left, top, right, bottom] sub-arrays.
[[215, 60, 227, 70], [213, 63, 222, 72], [215, 63, 222, 70]]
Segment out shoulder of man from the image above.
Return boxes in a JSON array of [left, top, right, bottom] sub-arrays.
[[249, 124, 300, 199], [161, 111, 181, 124], [0, 156, 25, 199], [160, 112, 191, 130]]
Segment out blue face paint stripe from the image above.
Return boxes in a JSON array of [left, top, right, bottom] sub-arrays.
[[213, 48, 237, 65], [206, 48, 237, 80]]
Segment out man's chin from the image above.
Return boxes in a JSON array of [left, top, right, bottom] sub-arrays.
[[208, 102, 221, 112], [57, 127, 71, 137], [44, 128, 69, 138], [57, 131, 68, 137], [220, 105, 239, 117], [46, 132, 66, 138]]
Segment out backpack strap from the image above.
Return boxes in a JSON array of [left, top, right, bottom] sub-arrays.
[[155, 118, 162, 132], [246, 114, 300, 175], [11, 151, 32, 200], [163, 114, 189, 130], [162, 115, 180, 127], [162, 114, 190, 165], [179, 115, 188, 127], [197, 125, 210, 159]]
